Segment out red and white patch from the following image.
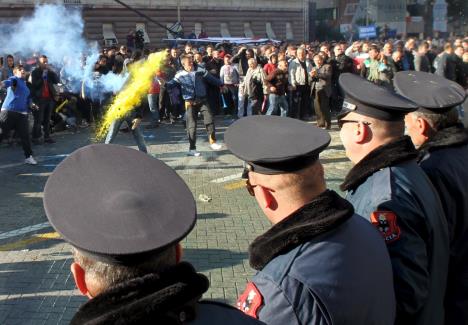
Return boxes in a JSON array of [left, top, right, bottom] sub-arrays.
[[370, 211, 401, 243], [237, 282, 263, 318]]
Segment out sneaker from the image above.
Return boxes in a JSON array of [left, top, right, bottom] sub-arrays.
[[25, 156, 38, 165], [44, 138, 56, 144], [79, 121, 89, 128], [210, 142, 222, 151], [187, 150, 201, 157]]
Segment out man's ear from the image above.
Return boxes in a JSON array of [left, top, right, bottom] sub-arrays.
[[258, 186, 277, 211], [354, 121, 369, 144], [416, 116, 432, 139], [71, 262, 89, 297]]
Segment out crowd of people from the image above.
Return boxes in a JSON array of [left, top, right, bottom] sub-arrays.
[[43, 69, 467, 324], [1, 35, 467, 162], [1, 32, 468, 325]]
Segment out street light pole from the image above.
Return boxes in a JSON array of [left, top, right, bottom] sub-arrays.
[[366, 0, 369, 25], [177, 0, 181, 23]]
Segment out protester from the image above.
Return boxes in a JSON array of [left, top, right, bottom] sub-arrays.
[[168, 55, 223, 156], [0, 65, 37, 164], [30, 55, 59, 144]]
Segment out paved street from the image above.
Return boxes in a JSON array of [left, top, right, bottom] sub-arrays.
[[0, 116, 352, 324]]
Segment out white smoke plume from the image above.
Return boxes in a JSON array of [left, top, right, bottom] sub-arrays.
[[0, 4, 127, 95]]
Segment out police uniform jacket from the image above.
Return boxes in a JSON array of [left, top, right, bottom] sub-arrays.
[[417, 125, 468, 325], [237, 190, 395, 325], [70, 262, 263, 325], [341, 136, 449, 325]]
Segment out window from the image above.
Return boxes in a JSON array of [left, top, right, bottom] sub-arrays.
[[136, 23, 150, 43], [244, 22, 254, 38], [266, 22, 276, 39], [220, 22, 231, 38], [316, 8, 337, 21], [286, 22, 294, 40], [194, 22, 202, 37], [102, 23, 117, 45], [344, 3, 359, 16]]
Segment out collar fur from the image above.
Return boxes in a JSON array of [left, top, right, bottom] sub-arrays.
[[340, 136, 418, 192], [71, 262, 209, 325], [249, 190, 354, 270], [418, 125, 468, 161]]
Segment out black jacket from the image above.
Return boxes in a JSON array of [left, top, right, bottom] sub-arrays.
[[30, 67, 59, 101], [418, 125, 468, 325]]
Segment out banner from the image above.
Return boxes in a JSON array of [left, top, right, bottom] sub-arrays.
[[359, 25, 377, 39]]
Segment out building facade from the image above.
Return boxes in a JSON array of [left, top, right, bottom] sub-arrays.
[[0, 0, 309, 46]]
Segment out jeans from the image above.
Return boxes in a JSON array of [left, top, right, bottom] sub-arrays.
[[147, 94, 160, 124], [32, 98, 55, 140], [185, 98, 216, 150], [0, 110, 33, 157], [266, 94, 288, 117], [223, 85, 238, 115], [104, 114, 147, 153]]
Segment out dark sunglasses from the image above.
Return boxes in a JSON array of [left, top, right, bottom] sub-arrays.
[[245, 179, 257, 196], [338, 120, 372, 129]]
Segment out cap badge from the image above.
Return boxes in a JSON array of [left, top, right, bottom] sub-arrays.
[[343, 101, 356, 111]]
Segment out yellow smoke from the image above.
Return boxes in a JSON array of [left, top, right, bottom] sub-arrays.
[[96, 51, 167, 140]]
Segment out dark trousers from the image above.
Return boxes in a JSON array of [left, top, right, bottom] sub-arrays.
[[313, 89, 331, 128], [160, 84, 180, 120], [185, 99, 215, 150], [290, 85, 310, 120], [222, 85, 238, 116], [32, 98, 55, 140], [207, 85, 221, 115], [0, 110, 33, 158]]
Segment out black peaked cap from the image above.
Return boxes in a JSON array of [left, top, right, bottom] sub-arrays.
[[394, 71, 466, 113], [338, 73, 418, 121], [225, 115, 331, 174], [43, 144, 196, 265]]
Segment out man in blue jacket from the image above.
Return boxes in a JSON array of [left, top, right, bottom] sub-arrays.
[[338, 73, 449, 325], [394, 71, 468, 325], [226, 115, 395, 325], [168, 55, 223, 156], [0, 65, 37, 165]]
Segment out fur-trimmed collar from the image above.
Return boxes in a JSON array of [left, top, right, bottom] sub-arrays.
[[71, 262, 209, 325], [249, 190, 354, 270], [340, 136, 418, 192], [418, 125, 468, 161]]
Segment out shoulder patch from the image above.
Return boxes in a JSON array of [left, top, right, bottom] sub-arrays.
[[236, 282, 263, 319], [370, 211, 401, 244]]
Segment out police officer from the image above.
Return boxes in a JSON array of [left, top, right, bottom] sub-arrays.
[[43, 144, 263, 325], [338, 73, 449, 325], [394, 71, 468, 325], [225, 115, 395, 325]]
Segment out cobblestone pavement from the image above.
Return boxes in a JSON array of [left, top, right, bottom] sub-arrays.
[[0, 116, 352, 324]]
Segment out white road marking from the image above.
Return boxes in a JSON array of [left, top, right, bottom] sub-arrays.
[[0, 222, 51, 240], [0, 154, 69, 170], [211, 173, 243, 184]]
